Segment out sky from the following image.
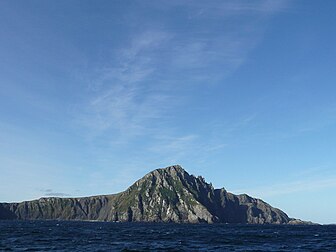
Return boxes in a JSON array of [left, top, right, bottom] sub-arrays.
[[0, 0, 335, 224]]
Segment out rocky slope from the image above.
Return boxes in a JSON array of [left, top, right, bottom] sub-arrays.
[[0, 165, 304, 224]]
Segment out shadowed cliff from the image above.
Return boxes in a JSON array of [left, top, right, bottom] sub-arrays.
[[0, 165, 307, 224]]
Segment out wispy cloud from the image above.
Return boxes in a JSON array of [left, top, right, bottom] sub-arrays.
[[40, 189, 70, 197], [75, 0, 287, 154], [148, 134, 199, 158], [153, 0, 288, 16], [44, 192, 70, 197], [78, 31, 175, 142], [233, 171, 336, 198]]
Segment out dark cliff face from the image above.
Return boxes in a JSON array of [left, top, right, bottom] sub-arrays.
[[0, 165, 297, 224]]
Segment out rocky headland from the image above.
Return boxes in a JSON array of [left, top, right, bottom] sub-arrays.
[[0, 165, 308, 224]]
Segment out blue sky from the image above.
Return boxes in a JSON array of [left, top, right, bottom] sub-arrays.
[[0, 0, 335, 224]]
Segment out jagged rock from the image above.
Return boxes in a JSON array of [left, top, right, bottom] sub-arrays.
[[0, 165, 305, 224]]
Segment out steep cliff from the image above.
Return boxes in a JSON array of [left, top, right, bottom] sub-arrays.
[[0, 165, 302, 224]]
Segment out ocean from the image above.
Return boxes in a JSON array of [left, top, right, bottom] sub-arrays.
[[0, 220, 335, 251]]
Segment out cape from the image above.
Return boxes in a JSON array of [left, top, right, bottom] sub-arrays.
[[0, 165, 306, 224]]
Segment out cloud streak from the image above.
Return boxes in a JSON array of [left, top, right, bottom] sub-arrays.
[[75, 0, 288, 158], [40, 189, 70, 197], [233, 174, 336, 198], [78, 31, 175, 141]]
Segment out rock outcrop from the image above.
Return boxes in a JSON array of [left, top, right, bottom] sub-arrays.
[[0, 165, 303, 224]]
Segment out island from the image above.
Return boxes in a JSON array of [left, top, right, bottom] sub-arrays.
[[0, 165, 309, 224]]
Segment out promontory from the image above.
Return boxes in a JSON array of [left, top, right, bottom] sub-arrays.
[[0, 165, 307, 224]]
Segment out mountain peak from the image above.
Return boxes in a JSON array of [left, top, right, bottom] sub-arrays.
[[154, 164, 185, 175]]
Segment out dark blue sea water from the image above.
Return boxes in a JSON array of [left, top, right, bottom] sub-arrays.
[[0, 221, 335, 251]]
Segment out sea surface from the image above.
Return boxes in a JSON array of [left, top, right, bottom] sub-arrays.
[[0, 220, 335, 251]]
